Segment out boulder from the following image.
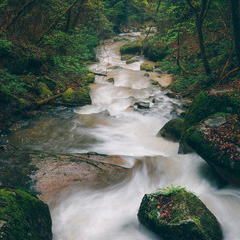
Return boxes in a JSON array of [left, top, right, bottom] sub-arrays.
[[143, 41, 169, 62], [121, 54, 135, 61], [138, 187, 222, 240], [157, 119, 183, 142], [61, 87, 91, 106], [185, 113, 240, 184], [120, 39, 142, 55], [0, 188, 52, 240], [134, 102, 150, 109], [126, 59, 139, 64], [140, 63, 154, 72]]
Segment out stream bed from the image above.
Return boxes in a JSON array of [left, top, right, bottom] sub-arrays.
[[7, 33, 240, 240]]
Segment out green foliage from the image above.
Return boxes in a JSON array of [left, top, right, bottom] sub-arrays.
[[0, 69, 27, 94]]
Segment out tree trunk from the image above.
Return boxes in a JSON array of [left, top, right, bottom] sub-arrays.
[[196, 20, 211, 75], [36, 0, 79, 46], [231, 0, 240, 65], [5, 0, 36, 31]]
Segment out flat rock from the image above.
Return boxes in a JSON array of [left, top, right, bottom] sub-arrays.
[[0, 149, 131, 203]]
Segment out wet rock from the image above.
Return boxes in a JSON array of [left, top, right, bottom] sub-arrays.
[[150, 80, 160, 87], [0, 187, 52, 240], [134, 102, 150, 109], [157, 119, 183, 142], [107, 65, 122, 70], [121, 54, 135, 61], [126, 59, 139, 64], [138, 187, 222, 240], [140, 63, 154, 72], [107, 78, 114, 84], [61, 87, 91, 106], [0, 149, 130, 202]]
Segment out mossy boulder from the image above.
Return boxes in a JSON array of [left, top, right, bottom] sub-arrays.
[[140, 63, 154, 72], [126, 59, 139, 64], [121, 54, 135, 61], [138, 187, 222, 240], [184, 90, 240, 130], [143, 42, 169, 62], [120, 40, 143, 55], [157, 119, 183, 142], [185, 113, 240, 184], [62, 87, 91, 106], [180, 90, 240, 153], [37, 82, 53, 99], [0, 188, 52, 240]]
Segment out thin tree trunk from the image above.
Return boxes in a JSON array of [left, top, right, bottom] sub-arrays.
[[231, 0, 240, 65], [65, 9, 71, 32], [5, 0, 36, 31], [36, 0, 79, 46], [197, 20, 211, 74], [186, 0, 212, 75]]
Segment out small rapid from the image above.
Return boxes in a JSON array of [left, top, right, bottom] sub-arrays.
[[7, 33, 240, 239]]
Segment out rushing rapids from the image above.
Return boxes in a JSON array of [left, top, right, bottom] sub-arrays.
[[7, 33, 240, 239]]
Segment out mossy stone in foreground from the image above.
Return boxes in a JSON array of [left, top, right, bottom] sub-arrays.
[[138, 187, 222, 240], [62, 87, 91, 106], [0, 188, 52, 240], [157, 119, 183, 142]]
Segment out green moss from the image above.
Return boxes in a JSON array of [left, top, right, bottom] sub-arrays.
[[185, 113, 240, 183], [0, 188, 52, 240], [184, 91, 239, 130], [143, 42, 169, 62], [62, 87, 91, 106], [158, 119, 183, 142], [138, 187, 222, 240], [121, 54, 135, 61], [140, 63, 153, 72], [126, 59, 139, 64], [37, 82, 53, 99], [120, 40, 143, 55], [38, 76, 61, 90]]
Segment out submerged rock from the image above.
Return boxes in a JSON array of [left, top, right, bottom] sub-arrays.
[[0, 188, 52, 240], [106, 78, 114, 83], [157, 119, 183, 142], [134, 101, 150, 109], [138, 187, 222, 240]]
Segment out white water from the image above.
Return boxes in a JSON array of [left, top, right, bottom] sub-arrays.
[[9, 34, 240, 239]]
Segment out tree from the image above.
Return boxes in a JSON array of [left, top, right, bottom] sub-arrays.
[[186, 0, 212, 75], [231, 0, 240, 65]]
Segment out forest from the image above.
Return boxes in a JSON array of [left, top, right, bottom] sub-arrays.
[[0, 0, 240, 239]]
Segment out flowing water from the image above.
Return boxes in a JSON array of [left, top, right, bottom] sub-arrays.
[[8, 33, 240, 239]]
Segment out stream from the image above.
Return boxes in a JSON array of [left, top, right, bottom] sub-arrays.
[[7, 33, 240, 239]]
